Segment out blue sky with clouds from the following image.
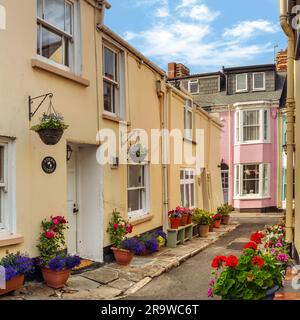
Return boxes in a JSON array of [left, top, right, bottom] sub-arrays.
[[105, 0, 286, 73]]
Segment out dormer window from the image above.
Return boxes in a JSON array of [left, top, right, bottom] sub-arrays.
[[188, 80, 199, 94], [253, 72, 266, 91], [236, 73, 248, 92]]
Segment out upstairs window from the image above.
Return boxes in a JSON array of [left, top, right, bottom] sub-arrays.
[[184, 100, 193, 140], [37, 0, 80, 72], [236, 73, 248, 92], [180, 169, 195, 208], [188, 80, 199, 94], [253, 72, 265, 91]]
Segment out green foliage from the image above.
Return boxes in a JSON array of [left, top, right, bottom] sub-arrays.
[[192, 209, 213, 225], [31, 113, 69, 132], [217, 203, 234, 216]]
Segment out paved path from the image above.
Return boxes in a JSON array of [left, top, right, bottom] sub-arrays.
[[125, 217, 280, 300]]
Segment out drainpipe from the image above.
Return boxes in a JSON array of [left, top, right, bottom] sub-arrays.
[[280, 0, 295, 244]]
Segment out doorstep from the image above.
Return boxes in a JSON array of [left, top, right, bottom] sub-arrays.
[[1, 222, 240, 300]]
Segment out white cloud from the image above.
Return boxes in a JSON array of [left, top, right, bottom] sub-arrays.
[[156, 7, 170, 18], [223, 20, 278, 40]]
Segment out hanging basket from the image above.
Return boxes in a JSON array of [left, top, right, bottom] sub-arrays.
[[37, 128, 64, 145]]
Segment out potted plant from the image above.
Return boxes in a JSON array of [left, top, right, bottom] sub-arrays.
[[192, 209, 213, 238], [107, 210, 134, 265], [168, 208, 182, 229], [155, 230, 167, 249], [187, 208, 193, 225], [218, 204, 234, 225], [121, 237, 146, 256], [37, 215, 81, 288], [0, 252, 33, 296], [213, 214, 222, 228], [31, 113, 69, 145], [178, 206, 189, 226]]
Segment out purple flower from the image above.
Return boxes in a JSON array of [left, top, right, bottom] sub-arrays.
[[145, 238, 159, 253], [48, 256, 66, 271], [66, 255, 81, 269], [5, 266, 17, 281], [207, 287, 214, 298], [275, 241, 283, 248], [155, 230, 167, 241], [209, 278, 215, 286], [1, 253, 33, 278], [276, 253, 289, 263], [271, 249, 276, 254]]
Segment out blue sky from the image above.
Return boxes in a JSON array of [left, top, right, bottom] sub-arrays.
[[104, 0, 286, 73]]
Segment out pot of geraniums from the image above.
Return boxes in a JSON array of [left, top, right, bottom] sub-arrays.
[[0, 252, 33, 296], [213, 213, 222, 228], [187, 208, 193, 225], [179, 207, 190, 226], [31, 113, 69, 145], [218, 204, 234, 225], [168, 208, 182, 229], [208, 230, 285, 300], [37, 215, 81, 288], [192, 209, 213, 238], [107, 210, 134, 265]]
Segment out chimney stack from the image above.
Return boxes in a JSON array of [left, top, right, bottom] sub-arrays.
[[276, 49, 288, 72], [168, 62, 190, 79]]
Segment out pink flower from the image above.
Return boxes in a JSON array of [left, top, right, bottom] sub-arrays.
[[207, 287, 214, 298], [209, 278, 215, 286], [52, 218, 59, 225], [44, 230, 55, 239]]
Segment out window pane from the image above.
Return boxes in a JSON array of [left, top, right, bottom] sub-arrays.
[[190, 183, 194, 207], [262, 164, 269, 196], [189, 82, 199, 94], [242, 165, 259, 195], [236, 112, 240, 142], [254, 73, 264, 89], [0, 146, 4, 183], [37, 0, 43, 18], [236, 74, 247, 91], [44, 0, 65, 30], [264, 110, 268, 140], [0, 190, 3, 225], [103, 81, 115, 113], [37, 24, 41, 55], [235, 166, 240, 195], [65, 2, 72, 34], [41, 27, 63, 64], [180, 184, 184, 206], [185, 184, 190, 207], [104, 47, 116, 81], [180, 170, 184, 180], [128, 166, 143, 188], [128, 190, 142, 212], [243, 110, 260, 141]]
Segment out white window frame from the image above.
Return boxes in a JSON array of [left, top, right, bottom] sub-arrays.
[[236, 73, 248, 92], [235, 108, 270, 144], [36, 0, 81, 74], [188, 80, 199, 94], [127, 164, 150, 221], [253, 72, 266, 91], [0, 139, 16, 235], [184, 100, 193, 140], [234, 163, 271, 199], [180, 169, 196, 208]]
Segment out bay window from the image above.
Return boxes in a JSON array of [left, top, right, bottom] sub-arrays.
[[184, 100, 193, 140], [180, 169, 195, 207], [37, 0, 81, 72], [235, 109, 270, 143], [234, 163, 270, 198], [127, 165, 149, 220]]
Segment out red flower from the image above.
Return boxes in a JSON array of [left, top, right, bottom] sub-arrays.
[[126, 224, 133, 234], [250, 232, 264, 244], [244, 241, 258, 251], [44, 230, 55, 239], [52, 216, 67, 224], [211, 256, 226, 268], [213, 214, 222, 221], [225, 255, 239, 268], [113, 223, 119, 230], [252, 256, 265, 267]]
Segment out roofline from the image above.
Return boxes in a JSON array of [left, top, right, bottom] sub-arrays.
[[169, 71, 224, 81], [97, 24, 166, 77], [223, 64, 276, 73]]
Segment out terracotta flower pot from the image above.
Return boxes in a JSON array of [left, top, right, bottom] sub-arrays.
[[169, 217, 180, 229], [37, 128, 64, 145], [213, 220, 221, 228], [179, 214, 188, 226], [111, 247, 134, 265], [0, 275, 24, 296], [187, 215, 192, 225], [198, 225, 210, 237], [41, 268, 71, 289], [209, 224, 214, 232], [222, 215, 230, 225]]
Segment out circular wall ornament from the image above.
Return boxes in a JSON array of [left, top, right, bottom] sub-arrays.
[[42, 157, 57, 174]]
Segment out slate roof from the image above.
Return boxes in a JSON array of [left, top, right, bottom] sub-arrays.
[[193, 72, 286, 108]]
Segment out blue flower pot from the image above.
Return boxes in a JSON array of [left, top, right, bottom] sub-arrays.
[[263, 285, 280, 300]]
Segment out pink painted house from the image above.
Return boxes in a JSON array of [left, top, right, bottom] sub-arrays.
[[168, 63, 286, 212]]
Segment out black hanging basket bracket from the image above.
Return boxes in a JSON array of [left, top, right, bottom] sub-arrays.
[[29, 93, 54, 121]]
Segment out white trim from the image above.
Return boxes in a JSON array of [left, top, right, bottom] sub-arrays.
[[253, 72, 266, 91], [180, 168, 196, 208], [236, 73, 248, 92], [233, 101, 278, 108], [184, 100, 193, 140]]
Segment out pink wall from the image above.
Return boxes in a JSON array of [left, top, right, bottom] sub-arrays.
[[219, 107, 278, 210]]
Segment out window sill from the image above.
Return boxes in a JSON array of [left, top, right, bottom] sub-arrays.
[[233, 196, 271, 201], [129, 214, 154, 226], [102, 113, 131, 126], [183, 137, 197, 145], [31, 58, 90, 87], [0, 235, 24, 248], [235, 141, 271, 146]]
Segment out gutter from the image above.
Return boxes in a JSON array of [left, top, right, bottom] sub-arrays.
[[280, 0, 296, 244]]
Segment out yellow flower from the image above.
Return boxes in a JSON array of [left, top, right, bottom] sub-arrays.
[[247, 272, 255, 282]]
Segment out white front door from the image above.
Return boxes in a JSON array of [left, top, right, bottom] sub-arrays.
[[67, 145, 103, 262]]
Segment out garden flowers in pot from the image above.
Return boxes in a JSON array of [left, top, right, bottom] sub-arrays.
[[217, 204, 234, 225], [107, 210, 134, 265], [213, 213, 222, 228], [168, 208, 182, 229], [192, 209, 213, 238], [37, 215, 81, 289], [0, 252, 33, 295]]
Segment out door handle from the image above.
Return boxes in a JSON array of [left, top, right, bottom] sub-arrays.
[[73, 204, 79, 214]]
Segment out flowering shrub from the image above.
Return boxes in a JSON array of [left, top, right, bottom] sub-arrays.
[[192, 209, 213, 225], [47, 255, 81, 271], [0, 252, 34, 281], [121, 238, 146, 255], [107, 210, 133, 249], [37, 215, 68, 264], [217, 204, 234, 216]]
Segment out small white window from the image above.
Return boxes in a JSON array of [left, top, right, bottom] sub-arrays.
[[127, 165, 149, 220], [253, 72, 265, 91], [236, 73, 248, 92], [184, 100, 193, 140], [37, 0, 81, 73], [180, 169, 195, 208], [188, 80, 199, 94]]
